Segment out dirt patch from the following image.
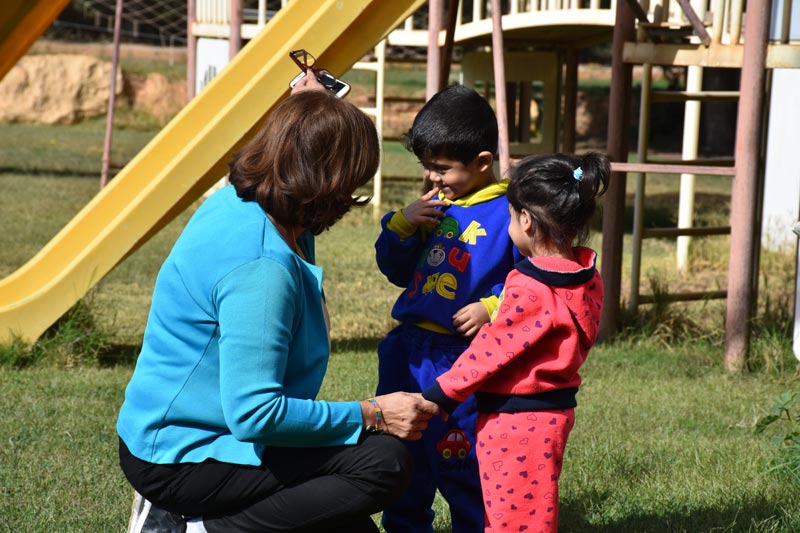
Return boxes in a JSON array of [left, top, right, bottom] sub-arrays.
[[383, 100, 423, 139], [122, 72, 187, 122]]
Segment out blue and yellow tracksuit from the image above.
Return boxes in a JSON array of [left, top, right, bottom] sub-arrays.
[[375, 180, 521, 532]]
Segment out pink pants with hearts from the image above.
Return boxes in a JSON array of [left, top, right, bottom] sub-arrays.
[[475, 409, 575, 533]]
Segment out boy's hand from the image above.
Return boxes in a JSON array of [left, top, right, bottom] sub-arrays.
[[452, 302, 490, 337], [401, 188, 448, 227]]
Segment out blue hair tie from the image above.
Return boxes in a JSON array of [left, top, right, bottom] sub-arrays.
[[573, 167, 584, 181]]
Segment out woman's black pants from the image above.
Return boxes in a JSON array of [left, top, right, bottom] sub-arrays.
[[119, 433, 412, 532]]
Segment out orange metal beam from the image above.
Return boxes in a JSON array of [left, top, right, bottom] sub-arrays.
[[599, 0, 636, 341], [0, 0, 71, 81], [725, 2, 771, 372]]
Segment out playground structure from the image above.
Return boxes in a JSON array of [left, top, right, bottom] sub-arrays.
[[0, 1, 799, 370], [0, 0, 428, 344], [187, 1, 618, 201], [602, 2, 800, 370]]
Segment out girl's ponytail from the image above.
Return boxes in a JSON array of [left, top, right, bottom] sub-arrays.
[[575, 152, 609, 204]]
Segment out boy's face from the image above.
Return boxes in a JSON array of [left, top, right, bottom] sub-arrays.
[[419, 151, 493, 200]]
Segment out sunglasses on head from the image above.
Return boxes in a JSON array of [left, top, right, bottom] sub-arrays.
[[289, 49, 340, 91]]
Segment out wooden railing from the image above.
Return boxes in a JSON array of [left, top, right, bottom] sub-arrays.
[[193, 0, 618, 45], [387, 1, 617, 46], [630, 0, 744, 45], [193, 1, 799, 51], [631, 0, 793, 46]]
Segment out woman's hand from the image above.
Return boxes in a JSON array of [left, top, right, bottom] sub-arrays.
[[400, 188, 448, 228], [362, 393, 439, 440], [291, 72, 326, 95]]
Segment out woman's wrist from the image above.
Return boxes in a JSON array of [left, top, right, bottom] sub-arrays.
[[361, 397, 386, 434], [368, 398, 385, 431]]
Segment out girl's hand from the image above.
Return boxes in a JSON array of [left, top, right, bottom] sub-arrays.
[[400, 188, 448, 227], [452, 302, 490, 338]]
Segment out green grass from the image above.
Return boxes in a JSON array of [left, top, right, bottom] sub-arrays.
[[562, 345, 800, 532], [0, 118, 155, 176], [1, 86, 799, 532], [1, 345, 798, 532]]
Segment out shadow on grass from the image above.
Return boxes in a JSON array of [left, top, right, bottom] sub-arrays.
[[560, 495, 793, 532], [97, 344, 141, 367], [0, 167, 103, 178], [331, 337, 382, 353]]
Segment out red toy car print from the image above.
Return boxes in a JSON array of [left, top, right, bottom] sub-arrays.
[[437, 429, 471, 459]]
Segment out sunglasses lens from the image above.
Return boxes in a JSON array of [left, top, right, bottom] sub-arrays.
[[291, 50, 315, 69]]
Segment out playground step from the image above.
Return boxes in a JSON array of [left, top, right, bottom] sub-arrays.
[[610, 161, 736, 177], [639, 21, 697, 41], [651, 90, 740, 103]]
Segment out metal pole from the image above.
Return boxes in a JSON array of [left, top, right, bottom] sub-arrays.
[[187, 0, 196, 100], [676, 65, 704, 271], [676, 0, 709, 270], [258, 0, 266, 26], [629, 64, 652, 312], [563, 47, 578, 153], [100, 0, 123, 189], [372, 40, 386, 216], [423, 0, 444, 191], [491, 0, 510, 178], [438, 0, 460, 91], [598, 0, 636, 340], [793, 221, 800, 361], [426, 0, 444, 101], [229, 0, 243, 61], [725, 1, 771, 373]]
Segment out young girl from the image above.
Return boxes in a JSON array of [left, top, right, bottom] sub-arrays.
[[422, 152, 609, 533]]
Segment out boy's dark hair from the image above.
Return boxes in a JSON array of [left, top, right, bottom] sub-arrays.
[[228, 90, 379, 235], [507, 152, 610, 248], [403, 84, 498, 165]]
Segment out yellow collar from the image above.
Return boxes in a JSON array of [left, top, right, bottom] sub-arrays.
[[441, 179, 509, 207]]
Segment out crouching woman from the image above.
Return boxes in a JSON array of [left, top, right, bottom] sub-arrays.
[[117, 81, 438, 533]]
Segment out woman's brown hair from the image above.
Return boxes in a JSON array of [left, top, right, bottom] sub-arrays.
[[228, 90, 379, 234]]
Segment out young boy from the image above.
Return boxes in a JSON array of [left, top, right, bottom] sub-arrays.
[[375, 84, 521, 532]]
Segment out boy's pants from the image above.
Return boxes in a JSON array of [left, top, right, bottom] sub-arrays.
[[377, 324, 484, 533]]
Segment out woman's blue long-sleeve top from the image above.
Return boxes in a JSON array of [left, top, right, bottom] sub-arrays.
[[117, 185, 363, 467]]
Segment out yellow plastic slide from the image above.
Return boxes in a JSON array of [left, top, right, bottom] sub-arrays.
[[0, 0, 425, 342]]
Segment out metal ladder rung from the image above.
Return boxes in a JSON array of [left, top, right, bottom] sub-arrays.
[[638, 21, 695, 30], [648, 157, 735, 167], [352, 61, 381, 72], [611, 162, 735, 176], [652, 90, 740, 102], [641, 226, 730, 238]]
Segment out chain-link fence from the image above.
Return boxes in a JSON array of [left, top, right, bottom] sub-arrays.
[[42, 0, 433, 50], [45, 0, 189, 46]]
